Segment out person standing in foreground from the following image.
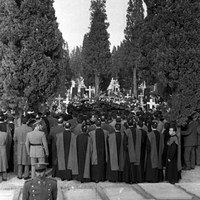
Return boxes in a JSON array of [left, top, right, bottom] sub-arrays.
[[14, 116, 32, 179], [0, 113, 11, 181], [89, 119, 108, 182], [165, 124, 181, 184], [49, 117, 64, 177], [25, 120, 49, 178], [22, 162, 57, 200], [76, 124, 92, 182], [55, 122, 73, 181]]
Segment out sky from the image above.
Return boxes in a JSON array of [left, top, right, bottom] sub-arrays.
[[53, 0, 146, 52], [53, 0, 129, 52]]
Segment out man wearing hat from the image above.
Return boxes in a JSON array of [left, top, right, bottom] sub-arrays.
[[22, 162, 57, 200], [25, 119, 49, 178]]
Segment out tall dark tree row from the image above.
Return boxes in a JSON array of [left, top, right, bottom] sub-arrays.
[[82, 0, 111, 94], [69, 46, 82, 80], [111, 41, 132, 91], [0, 0, 70, 111], [139, 0, 200, 124], [124, 0, 144, 97]]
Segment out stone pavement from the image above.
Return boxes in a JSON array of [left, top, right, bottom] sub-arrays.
[[1, 166, 200, 200]]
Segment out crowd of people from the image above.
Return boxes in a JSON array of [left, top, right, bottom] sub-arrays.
[[0, 100, 200, 186]]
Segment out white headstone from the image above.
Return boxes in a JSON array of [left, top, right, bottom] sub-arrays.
[[147, 98, 157, 109], [85, 86, 95, 99], [55, 94, 63, 111]]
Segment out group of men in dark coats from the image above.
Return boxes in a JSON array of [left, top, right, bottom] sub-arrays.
[[46, 109, 183, 184], [2, 104, 200, 185]]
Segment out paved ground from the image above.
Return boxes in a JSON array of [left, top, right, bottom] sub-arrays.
[[1, 166, 200, 200]]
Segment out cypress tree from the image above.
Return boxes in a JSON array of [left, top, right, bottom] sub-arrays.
[[140, 0, 200, 125], [124, 0, 144, 97], [82, 0, 111, 94], [0, 0, 66, 111], [70, 46, 83, 80]]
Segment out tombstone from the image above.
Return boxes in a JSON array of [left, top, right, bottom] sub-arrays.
[[107, 78, 120, 95], [63, 93, 70, 113], [55, 94, 63, 112], [72, 87, 78, 98], [85, 86, 95, 99], [138, 93, 145, 109], [125, 93, 131, 99], [77, 77, 86, 98], [80, 87, 85, 98], [147, 98, 158, 110]]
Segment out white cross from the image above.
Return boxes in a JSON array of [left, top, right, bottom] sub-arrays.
[[85, 86, 95, 99], [55, 94, 63, 109], [147, 98, 157, 109], [138, 93, 144, 101], [63, 96, 69, 106], [125, 93, 131, 98]]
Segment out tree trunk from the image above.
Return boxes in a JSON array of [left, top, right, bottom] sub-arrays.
[[95, 72, 100, 96], [133, 65, 137, 98]]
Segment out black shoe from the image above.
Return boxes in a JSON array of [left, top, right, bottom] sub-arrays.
[[24, 177, 30, 180], [17, 177, 22, 179], [2, 178, 7, 181]]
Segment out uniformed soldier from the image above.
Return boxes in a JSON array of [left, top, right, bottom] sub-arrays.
[[25, 119, 49, 178], [22, 162, 57, 200]]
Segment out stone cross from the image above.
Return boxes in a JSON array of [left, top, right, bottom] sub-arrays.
[[147, 98, 157, 109], [85, 86, 95, 99], [55, 94, 63, 110], [63, 96, 69, 106], [125, 93, 131, 98]]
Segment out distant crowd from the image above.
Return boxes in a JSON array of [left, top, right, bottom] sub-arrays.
[[0, 105, 200, 185]]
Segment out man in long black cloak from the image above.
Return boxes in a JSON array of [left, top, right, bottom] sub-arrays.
[[49, 117, 64, 177], [89, 119, 108, 182], [145, 121, 164, 182], [76, 124, 91, 182], [55, 122, 72, 181], [106, 123, 121, 182]]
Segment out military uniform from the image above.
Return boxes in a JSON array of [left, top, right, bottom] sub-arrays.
[[22, 162, 57, 200], [25, 121, 49, 178], [23, 177, 57, 200]]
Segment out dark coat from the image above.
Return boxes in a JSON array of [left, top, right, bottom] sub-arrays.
[[181, 120, 198, 147], [14, 124, 32, 165], [49, 125, 64, 165]]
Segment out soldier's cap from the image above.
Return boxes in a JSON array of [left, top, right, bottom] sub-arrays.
[[34, 162, 48, 172]]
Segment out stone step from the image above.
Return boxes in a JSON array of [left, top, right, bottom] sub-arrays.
[[177, 183, 200, 199], [138, 183, 193, 200], [99, 184, 154, 200], [1, 177, 200, 200]]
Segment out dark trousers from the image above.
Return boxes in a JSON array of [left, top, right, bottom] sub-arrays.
[[184, 146, 196, 169]]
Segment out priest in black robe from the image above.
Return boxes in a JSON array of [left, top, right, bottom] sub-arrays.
[[106, 123, 121, 182], [145, 121, 164, 182], [135, 120, 147, 183], [89, 119, 108, 182], [125, 118, 138, 183], [76, 124, 91, 182], [49, 117, 64, 177], [165, 124, 181, 183], [55, 122, 72, 181]]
